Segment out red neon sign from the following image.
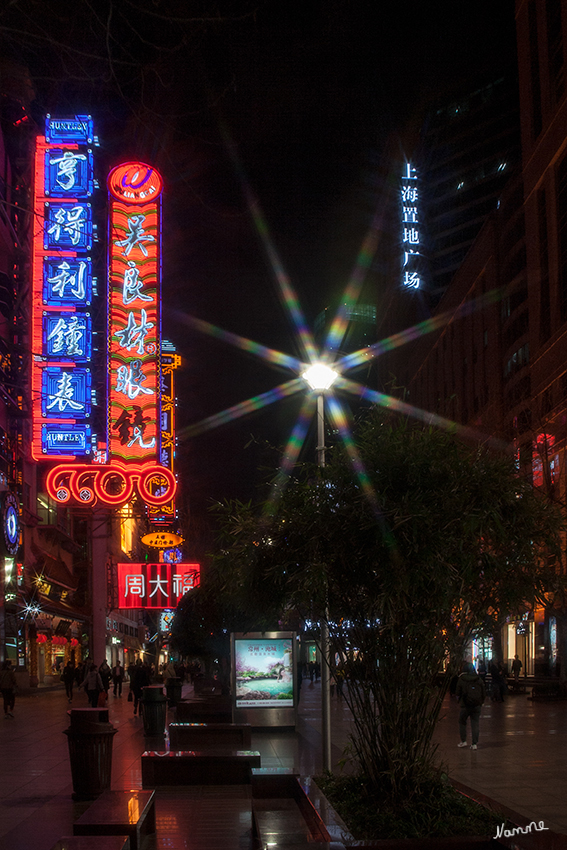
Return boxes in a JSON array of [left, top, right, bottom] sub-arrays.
[[116, 562, 200, 609], [45, 461, 176, 507], [107, 162, 162, 465]]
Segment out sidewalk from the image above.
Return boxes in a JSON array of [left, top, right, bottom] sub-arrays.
[[0, 678, 565, 849]]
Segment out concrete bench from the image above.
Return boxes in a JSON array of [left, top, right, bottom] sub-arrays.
[[51, 839, 130, 850], [141, 749, 261, 786], [73, 790, 156, 850], [175, 698, 232, 723], [168, 722, 252, 749]]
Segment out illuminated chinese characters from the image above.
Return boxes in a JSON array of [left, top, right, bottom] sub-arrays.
[[32, 115, 95, 459], [117, 562, 200, 609], [107, 163, 164, 464], [401, 163, 422, 290]]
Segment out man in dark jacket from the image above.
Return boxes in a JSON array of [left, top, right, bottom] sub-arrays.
[[456, 661, 486, 750]]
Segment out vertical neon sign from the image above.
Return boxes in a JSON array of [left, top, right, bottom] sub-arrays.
[[147, 340, 180, 525], [401, 162, 421, 290], [31, 115, 95, 460], [107, 163, 163, 465]]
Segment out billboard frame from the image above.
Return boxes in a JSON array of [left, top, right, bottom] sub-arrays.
[[231, 631, 297, 728]]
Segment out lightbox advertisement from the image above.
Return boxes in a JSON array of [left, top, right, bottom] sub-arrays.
[[234, 637, 294, 708]]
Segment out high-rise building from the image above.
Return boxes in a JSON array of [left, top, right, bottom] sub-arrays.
[[386, 0, 567, 678]]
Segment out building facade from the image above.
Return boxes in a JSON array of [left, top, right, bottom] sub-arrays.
[[380, 0, 567, 677]]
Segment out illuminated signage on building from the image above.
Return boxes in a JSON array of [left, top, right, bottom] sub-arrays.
[[107, 162, 162, 466], [116, 562, 200, 609], [148, 341, 180, 525], [401, 162, 422, 290], [532, 433, 560, 489], [31, 115, 96, 460]]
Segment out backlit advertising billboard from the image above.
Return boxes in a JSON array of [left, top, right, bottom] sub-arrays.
[[231, 632, 297, 728]]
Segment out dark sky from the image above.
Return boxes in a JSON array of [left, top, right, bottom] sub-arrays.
[[0, 0, 517, 545]]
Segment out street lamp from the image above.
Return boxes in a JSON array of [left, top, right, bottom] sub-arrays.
[[302, 362, 338, 771]]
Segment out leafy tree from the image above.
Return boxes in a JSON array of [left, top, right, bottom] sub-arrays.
[[211, 411, 564, 803]]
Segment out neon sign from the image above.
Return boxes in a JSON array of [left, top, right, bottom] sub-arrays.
[[116, 562, 200, 609], [107, 162, 162, 466], [148, 341, 179, 525], [401, 162, 422, 290], [45, 461, 176, 507], [31, 116, 96, 460]]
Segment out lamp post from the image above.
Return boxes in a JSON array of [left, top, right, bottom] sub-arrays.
[[302, 363, 338, 772]]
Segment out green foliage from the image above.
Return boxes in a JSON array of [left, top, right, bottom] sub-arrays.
[[315, 773, 505, 840], [211, 411, 564, 802]]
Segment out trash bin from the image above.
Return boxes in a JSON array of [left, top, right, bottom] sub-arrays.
[[141, 684, 167, 737], [165, 676, 182, 707], [64, 707, 118, 800]]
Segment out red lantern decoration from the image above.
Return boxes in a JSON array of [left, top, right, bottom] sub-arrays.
[[70, 638, 79, 647], [35, 633, 48, 644]]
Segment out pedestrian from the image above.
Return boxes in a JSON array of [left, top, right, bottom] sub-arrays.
[[129, 658, 150, 715], [74, 660, 85, 687], [62, 660, 76, 703], [308, 661, 315, 683], [112, 661, 124, 696], [456, 661, 486, 750], [81, 662, 103, 708], [99, 659, 111, 693], [162, 658, 177, 705], [511, 654, 522, 682], [0, 660, 16, 718], [489, 659, 505, 702]]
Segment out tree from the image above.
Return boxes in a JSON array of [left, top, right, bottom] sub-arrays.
[[211, 410, 564, 804]]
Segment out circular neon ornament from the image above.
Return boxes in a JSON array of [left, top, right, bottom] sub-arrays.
[[2, 493, 20, 555], [107, 162, 163, 204]]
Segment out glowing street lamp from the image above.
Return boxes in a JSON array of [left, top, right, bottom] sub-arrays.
[[302, 363, 338, 469], [302, 362, 338, 771]]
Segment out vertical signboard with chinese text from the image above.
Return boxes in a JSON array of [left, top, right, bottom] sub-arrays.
[[107, 163, 163, 465], [147, 340, 180, 525], [31, 115, 96, 459], [401, 163, 422, 290]]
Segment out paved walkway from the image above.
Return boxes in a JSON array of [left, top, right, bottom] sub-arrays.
[[0, 678, 565, 848]]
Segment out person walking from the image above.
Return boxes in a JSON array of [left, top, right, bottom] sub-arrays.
[[112, 661, 124, 696], [512, 654, 522, 682], [129, 659, 150, 715], [81, 662, 103, 708], [62, 661, 75, 703], [99, 659, 111, 693], [456, 661, 486, 750], [0, 660, 16, 718]]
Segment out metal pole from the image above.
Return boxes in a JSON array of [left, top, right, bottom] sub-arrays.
[[316, 392, 326, 467], [316, 392, 332, 770]]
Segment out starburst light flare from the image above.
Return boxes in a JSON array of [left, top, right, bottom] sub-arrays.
[[338, 288, 503, 374], [323, 204, 384, 356], [178, 378, 305, 439], [336, 376, 510, 452], [173, 311, 303, 372]]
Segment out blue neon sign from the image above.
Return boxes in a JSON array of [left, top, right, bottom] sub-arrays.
[[45, 149, 94, 197], [43, 313, 92, 361], [44, 203, 92, 251], [41, 368, 92, 418], [45, 115, 94, 145], [42, 424, 92, 455], [43, 258, 92, 306]]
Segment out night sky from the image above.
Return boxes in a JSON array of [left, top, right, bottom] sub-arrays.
[[0, 0, 516, 551]]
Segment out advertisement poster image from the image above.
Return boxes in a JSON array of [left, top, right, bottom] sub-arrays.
[[235, 639, 294, 708]]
